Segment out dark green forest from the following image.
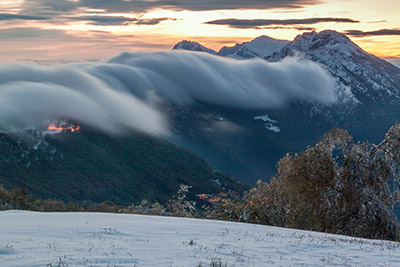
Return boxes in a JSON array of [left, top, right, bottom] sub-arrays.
[[0, 126, 247, 205]]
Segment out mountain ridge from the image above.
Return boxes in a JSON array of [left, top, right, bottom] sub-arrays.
[[169, 30, 400, 182], [218, 35, 289, 59], [173, 35, 289, 59]]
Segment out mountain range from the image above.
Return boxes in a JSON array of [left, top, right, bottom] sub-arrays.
[[174, 35, 289, 60], [1, 29, 400, 204]]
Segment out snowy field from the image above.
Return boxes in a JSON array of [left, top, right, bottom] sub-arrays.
[[1, 211, 400, 266]]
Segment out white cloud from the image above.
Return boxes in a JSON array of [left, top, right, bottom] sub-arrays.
[[0, 64, 166, 135], [0, 51, 337, 134], [104, 51, 337, 108]]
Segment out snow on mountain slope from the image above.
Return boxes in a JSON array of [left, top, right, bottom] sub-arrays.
[[387, 58, 400, 68], [173, 36, 288, 60], [219, 35, 289, 60], [173, 40, 218, 55], [268, 30, 400, 105], [253, 114, 280, 133], [1, 211, 400, 266]]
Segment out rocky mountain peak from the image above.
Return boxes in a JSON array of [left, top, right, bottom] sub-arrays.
[[286, 30, 362, 55], [172, 40, 218, 55]]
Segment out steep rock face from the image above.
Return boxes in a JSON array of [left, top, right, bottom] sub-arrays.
[[173, 40, 218, 55], [219, 35, 289, 59]]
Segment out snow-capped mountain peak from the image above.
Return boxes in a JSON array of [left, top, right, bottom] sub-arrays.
[[173, 40, 218, 55], [269, 30, 400, 104], [173, 36, 289, 60], [280, 30, 366, 59], [219, 35, 289, 59], [293, 30, 355, 47]]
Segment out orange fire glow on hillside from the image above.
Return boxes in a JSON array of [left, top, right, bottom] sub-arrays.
[[47, 124, 81, 132]]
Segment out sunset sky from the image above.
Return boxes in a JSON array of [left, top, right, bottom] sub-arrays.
[[1, 0, 399, 62]]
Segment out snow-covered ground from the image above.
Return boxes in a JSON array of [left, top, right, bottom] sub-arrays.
[[1, 211, 400, 266]]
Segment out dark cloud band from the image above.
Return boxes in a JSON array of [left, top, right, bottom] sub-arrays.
[[21, 0, 321, 14], [68, 15, 173, 26], [345, 29, 400, 37], [0, 12, 173, 26], [0, 13, 47, 21], [206, 17, 359, 29]]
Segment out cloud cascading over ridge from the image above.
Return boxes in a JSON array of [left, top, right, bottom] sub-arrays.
[[0, 64, 166, 135], [104, 51, 337, 108], [0, 51, 338, 135]]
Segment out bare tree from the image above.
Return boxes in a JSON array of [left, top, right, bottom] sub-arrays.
[[215, 125, 400, 241]]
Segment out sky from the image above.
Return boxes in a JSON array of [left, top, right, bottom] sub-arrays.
[[0, 0, 399, 62]]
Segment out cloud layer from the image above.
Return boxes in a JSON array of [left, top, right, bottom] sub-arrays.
[[21, 0, 321, 14], [0, 64, 166, 135], [105, 51, 337, 108], [206, 17, 359, 29], [345, 28, 400, 37], [0, 51, 337, 134], [0, 13, 47, 21], [0, 12, 174, 26]]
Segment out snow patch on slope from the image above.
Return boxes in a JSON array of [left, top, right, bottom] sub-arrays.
[[254, 114, 281, 133]]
